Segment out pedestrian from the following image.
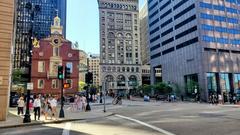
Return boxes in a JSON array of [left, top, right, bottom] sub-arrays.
[[181, 95, 184, 102], [17, 97, 25, 115], [33, 95, 41, 120], [218, 94, 223, 105], [76, 95, 82, 111], [43, 97, 51, 120], [82, 95, 87, 111], [69, 96, 75, 112], [49, 96, 58, 120]]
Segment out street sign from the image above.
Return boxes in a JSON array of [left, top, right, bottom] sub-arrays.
[[27, 83, 33, 90], [0, 76, 3, 85]]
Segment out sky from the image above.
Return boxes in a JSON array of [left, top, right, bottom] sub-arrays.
[[66, 0, 146, 54]]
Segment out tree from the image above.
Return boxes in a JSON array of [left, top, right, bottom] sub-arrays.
[[12, 69, 24, 84], [78, 81, 86, 92], [137, 84, 152, 95], [154, 82, 173, 95]]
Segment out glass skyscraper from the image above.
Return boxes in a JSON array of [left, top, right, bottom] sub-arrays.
[[148, 0, 240, 101], [14, 0, 66, 69]]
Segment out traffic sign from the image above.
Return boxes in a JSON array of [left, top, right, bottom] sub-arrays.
[[27, 83, 33, 90]]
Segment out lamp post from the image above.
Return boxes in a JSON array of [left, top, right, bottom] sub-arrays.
[[23, 2, 40, 123]]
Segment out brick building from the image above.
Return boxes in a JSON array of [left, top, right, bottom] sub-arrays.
[[31, 16, 79, 95]]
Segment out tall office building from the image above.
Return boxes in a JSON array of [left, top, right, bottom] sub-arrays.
[[88, 55, 101, 86], [98, 0, 142, 94], [0, 0, 14, 121], [140, 1, 150, 65], [148, 0, 240, 100], [14, 0, 67, 69]]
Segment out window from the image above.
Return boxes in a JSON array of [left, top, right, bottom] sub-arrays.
[[149, 18, 159, 27], [38, 79, 44, 89], [175, 26, 197, 39], [52, 80, 59, 89], [160, 9, 172, 20], [162, 47, 175, 55], [151, 52, 161, 59], [53, 47, 59, 56], [161, 27, 173, 37], [161, 37, 174, 46], [161, 18, 172, 28], [150, 27, 159, 35], [174, 4, 195, 20], [66, 79, 72, 88], [148, 1, 158, 12], [149, 10, 159, 19], [160, 0, 171, 11], [150, 43, 160, 51], [173, 0, 189, 10], [175, 15, 196, 30], [150, 35, 160, 43], [176, 37, 198, 49], [38, 61, 45, 72], [220, 73, 230, 92], [66, 62, 73, 73]]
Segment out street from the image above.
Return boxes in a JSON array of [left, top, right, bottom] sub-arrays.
[[1, 101, 240, 135]]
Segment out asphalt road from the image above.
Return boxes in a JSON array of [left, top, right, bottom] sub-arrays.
[[1, 101, 240, 135]]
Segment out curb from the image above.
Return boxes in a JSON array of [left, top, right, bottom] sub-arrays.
[[0, 113, 114, 129]]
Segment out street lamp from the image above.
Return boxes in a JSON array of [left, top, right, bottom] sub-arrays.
[[23, 2, 40, 123]]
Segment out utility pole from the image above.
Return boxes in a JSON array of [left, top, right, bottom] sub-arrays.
[[23, 2, 40, 123]]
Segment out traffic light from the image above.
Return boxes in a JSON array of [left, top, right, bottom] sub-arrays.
[[65, 66, 71, 79], [58, 65, 64, 79], [63, 83, 70, 89], [85, 72, 93, 84]]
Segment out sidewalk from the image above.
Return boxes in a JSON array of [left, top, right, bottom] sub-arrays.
[[0, 105, 113, 129]]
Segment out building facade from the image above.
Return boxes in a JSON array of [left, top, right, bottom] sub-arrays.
[[98, 0, 142, 94], [148, 0, 240, 100], [142, 65, 161, 85], [13, 0, 67, 69], [140, 1, 150, 65], [79, 50, 88, 82], [88, 55, 100, 86], [0, 0, 14, 121], [31, 16, 79, 95]]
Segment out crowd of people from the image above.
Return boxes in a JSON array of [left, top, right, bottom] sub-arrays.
[[208, 92, 238, 105], [17, 95, 59, 121], [69, 95, 87, 112]]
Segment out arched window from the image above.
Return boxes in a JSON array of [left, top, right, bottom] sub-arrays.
[[126, 33, 132, 39], [117, 33, 123, 38], [129, 75, 137, 86], [117, 75, 126, 86], [108, 32, 115, 38], [105, 75, 114, 82]]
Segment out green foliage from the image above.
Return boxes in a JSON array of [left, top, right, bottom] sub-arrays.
[[137, 84, 152, 95], [12, 69, 24, 84], [153, 82, 173, 95]]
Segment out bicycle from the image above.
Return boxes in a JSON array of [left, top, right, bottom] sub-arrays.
[[112, 95, 122, 105]]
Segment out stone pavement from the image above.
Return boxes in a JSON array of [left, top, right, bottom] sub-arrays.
[[0, 105, 113, 129]]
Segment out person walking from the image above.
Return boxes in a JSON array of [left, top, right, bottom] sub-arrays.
[[82, 95, 87, 112], [76, 95, 82, 111], [49, 96, 58, 120], [33, 95, 41, 120], [17, 97, 25, 115], [43, 97, 51, 120]]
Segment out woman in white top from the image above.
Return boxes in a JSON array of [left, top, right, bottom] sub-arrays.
[[33, 95, 41, 120], [17, 97, 25, 115], [49, 96, 58, 120]]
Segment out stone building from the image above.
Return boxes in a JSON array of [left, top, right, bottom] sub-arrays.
[[98, 0, 142, 94], [0, 0, 14, 121]]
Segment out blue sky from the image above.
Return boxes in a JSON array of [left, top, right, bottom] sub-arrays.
[[66, 0, 146, 54]]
